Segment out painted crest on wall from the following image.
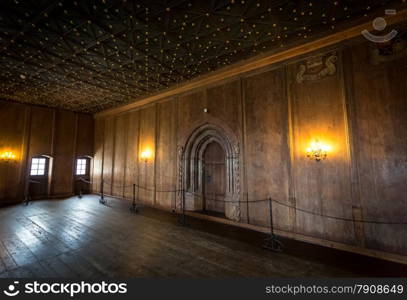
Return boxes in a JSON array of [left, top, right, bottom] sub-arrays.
[[296, 52, 338, 84]]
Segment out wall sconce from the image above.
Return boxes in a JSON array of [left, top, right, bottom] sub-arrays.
[[140, 149, 152, 163], [306, 140, 330, 162], [0, 151, 17, 163]]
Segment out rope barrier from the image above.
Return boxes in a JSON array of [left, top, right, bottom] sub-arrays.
[[102, 180, 135, 189], [28, 180, 41, 184], [24, 173, 402, 255], [186, 191, 269, 204], [67, 175, 407, 255], [101, 179, 181, 193], [75, 177, 93, 198], [77, 178, 407, 225], [190, 192, 407, 225], [271, 198, 407, 225], [23, 179, 42, 206], [177, 191, 407, 225], [77, 178, 92, 184]]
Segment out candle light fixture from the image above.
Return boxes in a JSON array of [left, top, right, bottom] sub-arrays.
[[140, 148, 152, 163], [306, 140, 330, 162], [0, 151, 17, 163]]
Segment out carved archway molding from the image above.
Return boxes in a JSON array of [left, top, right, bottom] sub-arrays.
[[177, 121, 241, 221]]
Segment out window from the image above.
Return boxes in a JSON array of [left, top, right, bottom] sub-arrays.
[[76, 158, 88, 175], [30, 157, 47, 176]]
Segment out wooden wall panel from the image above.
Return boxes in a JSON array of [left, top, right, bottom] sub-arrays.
[[206, 80, 242, 134], [112, 115, 127, 197], [156, 99, 177, 209], [349, 42, 407, 255], [138, 105, 156, 204], [287, 50, 355, 244], [0, 101, 27, 203], [177, 90, 206, 138], [124, 110, 140, 199], [92, 118, 105, 194], [92, 35, 407, 262], [28, 106, 54, 198], [51, 111, 76, 196], [244, 68, 291, 228], [76, 114, 94, 157], [103, 117, 115, 195], [0, 101, 94, 204], [29, 106, 54, 157]]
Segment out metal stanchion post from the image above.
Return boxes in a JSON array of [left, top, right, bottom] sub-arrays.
[[78, 179, 83, 199], [263, 197, 283, 252], [182, 189, 186, 225], [178, 189, 188, 226], [172, 184, 177, 213], [24, 189, 30, 206], [99, 180, 106, 205], [23, 179, 30, 206], [130, 183, 138, 214], [23, 180, 41, 206]]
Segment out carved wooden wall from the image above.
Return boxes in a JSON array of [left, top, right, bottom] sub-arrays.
[[346, 40, 407, 255], [93, 34, 407, 262], [287, 50, 355, 245], [0, 101, 94, 204], [244, 67, 290, 229]]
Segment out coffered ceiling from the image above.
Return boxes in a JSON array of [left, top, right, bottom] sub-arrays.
[[0, 0, 404, 112]]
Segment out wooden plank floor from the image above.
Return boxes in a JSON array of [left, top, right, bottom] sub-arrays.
[[0, 195, 406, 278]]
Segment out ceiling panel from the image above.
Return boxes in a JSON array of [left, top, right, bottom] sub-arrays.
[[0, 0, 404, 112]]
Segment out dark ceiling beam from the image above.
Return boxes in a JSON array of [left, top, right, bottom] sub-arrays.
[[74, 7, 189, 82], [132, 0, 290, 71], [1, 11, 177, 94], [1, 38, 150, 95], [123, 0, 198, 78], [0, 0, 62, 55], [1, 2, 148, 85], [0, 6, 92, 73], [0, 0, 299, 87], [0, 0, 402, 113], [157, 8, 289, 55], [1, 52, 138, 98]]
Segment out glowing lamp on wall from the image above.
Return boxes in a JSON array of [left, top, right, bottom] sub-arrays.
[[306, 140, 330, 162], [0, 151, 17, 163], [140, 149, 152, 163]]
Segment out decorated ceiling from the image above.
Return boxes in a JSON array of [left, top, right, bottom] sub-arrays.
[[0, 0, 404, 113]]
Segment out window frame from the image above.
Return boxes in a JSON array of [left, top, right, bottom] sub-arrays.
[[75, 157, 89, 176], [30, 157, 48, 177]]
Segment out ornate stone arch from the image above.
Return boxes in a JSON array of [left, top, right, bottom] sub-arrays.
[[177, 122, 241, 221]]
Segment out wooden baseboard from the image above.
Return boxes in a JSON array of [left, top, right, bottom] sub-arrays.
[[184, 210, 407, 266], [0, 198, 22, 207], [28, 193, 76, 200]]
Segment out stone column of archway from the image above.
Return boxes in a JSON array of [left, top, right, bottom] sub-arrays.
[[177, 122, 241, 221]]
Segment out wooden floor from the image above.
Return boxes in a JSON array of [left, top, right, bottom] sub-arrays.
[[0, 195, 406, 278]]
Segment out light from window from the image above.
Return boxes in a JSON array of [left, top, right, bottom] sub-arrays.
[[30, 158, 46, 176], [76, 158, 87, 175]]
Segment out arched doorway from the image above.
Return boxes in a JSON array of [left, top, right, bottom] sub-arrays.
[[202, 141, 226, 216], [177, 123, 241, 221]]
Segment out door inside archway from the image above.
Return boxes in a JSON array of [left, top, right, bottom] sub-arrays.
[[202, 141, 226, 216]]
